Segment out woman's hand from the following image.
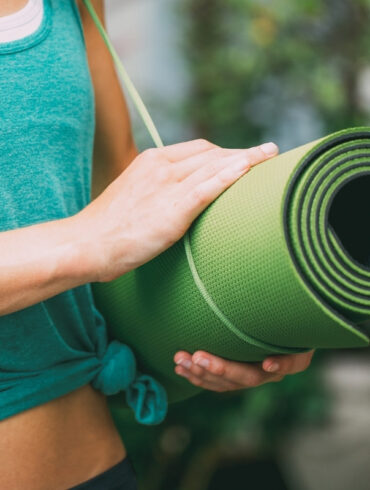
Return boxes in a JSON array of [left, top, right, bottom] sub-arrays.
[[74, 139, 279, 282], [173, 349, 315, 392]]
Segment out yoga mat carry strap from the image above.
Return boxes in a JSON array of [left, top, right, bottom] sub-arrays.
[[82, 0, 164, 148]]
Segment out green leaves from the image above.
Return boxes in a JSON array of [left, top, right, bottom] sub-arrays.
[[180, 0, 370, 149]]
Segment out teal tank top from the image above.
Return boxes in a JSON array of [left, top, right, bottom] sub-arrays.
[[0, 0, 166, 425]]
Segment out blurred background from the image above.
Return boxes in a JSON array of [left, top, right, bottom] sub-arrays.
[[104, 0, 370, 488]]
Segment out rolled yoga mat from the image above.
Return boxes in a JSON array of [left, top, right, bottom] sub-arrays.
[[92, 127, 370, 404]]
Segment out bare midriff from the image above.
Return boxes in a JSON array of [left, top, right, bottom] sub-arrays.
[[0, 384, 127, 490]]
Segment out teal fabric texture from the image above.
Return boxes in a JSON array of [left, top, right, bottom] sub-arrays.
[[0, 0, 166, 425]]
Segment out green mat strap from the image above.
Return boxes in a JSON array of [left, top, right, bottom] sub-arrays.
[[82, 0, 164, 149]]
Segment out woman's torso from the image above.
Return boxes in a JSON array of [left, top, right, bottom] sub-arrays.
[[0, 384, 126, 490], [0, 1, 127, 488]]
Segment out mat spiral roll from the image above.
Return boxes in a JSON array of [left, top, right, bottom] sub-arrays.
[[93, 127, 370, 403]]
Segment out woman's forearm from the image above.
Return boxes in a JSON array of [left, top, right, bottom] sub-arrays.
[[0, 216, 96, 316], [0, 139, 139, 317]]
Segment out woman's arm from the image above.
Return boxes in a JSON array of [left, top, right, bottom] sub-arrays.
[[77, 0, 139, 200], [0, 4, 269, 316], [0, 140, 269, 316], [0, 216, 96, 315], [0, 1, 137, 317]]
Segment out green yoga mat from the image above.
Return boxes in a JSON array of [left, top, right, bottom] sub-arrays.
[[92, 127, 370, 404]]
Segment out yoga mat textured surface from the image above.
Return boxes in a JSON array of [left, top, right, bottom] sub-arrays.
[[93, 127, 370, 403]]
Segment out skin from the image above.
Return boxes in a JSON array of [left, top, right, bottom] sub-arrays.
[[0, 0, 28, 16], [0, 1, 315, 488]]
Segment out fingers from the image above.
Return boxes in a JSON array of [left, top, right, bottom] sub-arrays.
[[174, 351, 284, 392], [193, 351, 280, 387], [177, 156, 250, 225], [262, 349, 315, 375], [158, 138, 219, 162], [179, 143, 279, 223], [173, 147, 248, 181], [175, 364, 243, 392], [173, 349, 315, 393], [174, 351, 245, 392], [182, 142, 279, 188]]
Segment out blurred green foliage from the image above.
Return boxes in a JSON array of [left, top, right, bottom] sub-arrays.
[[111, 362, 328, 489], [177, 0, 370, 149], [110, 1, 370, 488]]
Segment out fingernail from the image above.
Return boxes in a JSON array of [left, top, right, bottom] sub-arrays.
[[176, 358, 192, 369], [177, 369, 190, 378], [266, 362, 279, 373], [260, 142, 278, 156], [194, 357, 210, 369]]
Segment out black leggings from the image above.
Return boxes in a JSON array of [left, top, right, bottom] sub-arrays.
[[68, 456, 137, 490]]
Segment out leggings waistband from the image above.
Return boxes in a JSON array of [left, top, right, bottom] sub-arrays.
[[69, 456, 137, 490]]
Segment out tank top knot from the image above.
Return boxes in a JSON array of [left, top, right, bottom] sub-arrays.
[[92, 340, 168, 425]]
